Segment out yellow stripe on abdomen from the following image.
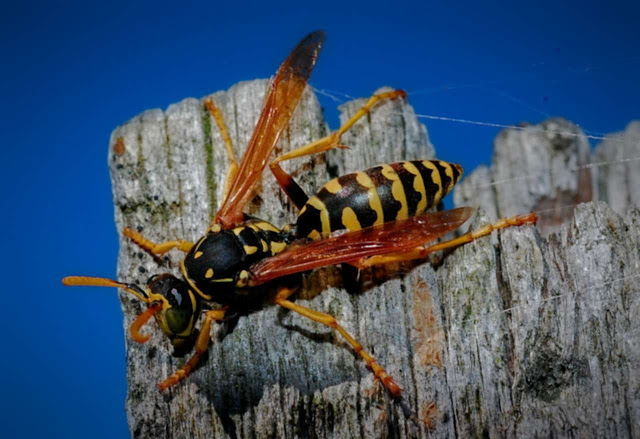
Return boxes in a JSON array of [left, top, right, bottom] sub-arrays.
[[355, 171, 383, 225], [341, 206, 362, 231], [380, 164, 408, 220], [438, 160, 455, 195], [422, 160, 443, 206], [402, 161, 427, 214], [307, 195, 332, 235]]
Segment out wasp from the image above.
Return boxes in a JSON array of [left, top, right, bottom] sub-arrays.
[[63, 31, 536, 398]]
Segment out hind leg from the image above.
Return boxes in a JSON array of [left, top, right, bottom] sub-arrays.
[[270, 90, 407, 209], [358, 212, 537, 268], [274, 286, 402, 397]]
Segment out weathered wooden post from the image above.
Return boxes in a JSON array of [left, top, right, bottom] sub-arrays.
[[110, 81, 640, 438]]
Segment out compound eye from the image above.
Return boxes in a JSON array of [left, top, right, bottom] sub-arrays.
[[164, 287, 196, 336], [169, 288, 183, 306]]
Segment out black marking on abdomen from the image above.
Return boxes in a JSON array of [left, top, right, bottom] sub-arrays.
[[322, 173, 379, 230], [432, 160, 453, 196], [391, 162, 421, 217], [450, 161, 461, 184], [413, 161, 441, 209], [366, 166, 402, 222]]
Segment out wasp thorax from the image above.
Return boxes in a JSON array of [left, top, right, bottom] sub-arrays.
[[146, 274, 199, 340], [181, 224, 289, 304]]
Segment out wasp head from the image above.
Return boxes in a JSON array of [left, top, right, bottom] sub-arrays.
[[144, 273, 200, 348], [62, 274, 200, 349]]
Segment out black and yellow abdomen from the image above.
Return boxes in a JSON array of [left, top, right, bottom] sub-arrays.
[[295, 160, 463, 239]]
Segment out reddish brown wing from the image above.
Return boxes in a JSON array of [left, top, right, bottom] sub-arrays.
[[248, 207, 474, 286], [213, 31, 325, 228]]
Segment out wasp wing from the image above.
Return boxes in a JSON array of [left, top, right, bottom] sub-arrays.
[[248, 207, 474, 286], [213, 31, 325, 228]]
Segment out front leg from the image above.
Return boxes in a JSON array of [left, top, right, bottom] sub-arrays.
[[158, 308, 228, 391], [123, 227, 193, 256]]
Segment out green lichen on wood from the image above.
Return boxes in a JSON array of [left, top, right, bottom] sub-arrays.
[[136, 132, 146, 176], [202, 104, 217, 219], [119, 198, 181, 226], [165, 126, 172, 170], [463, 301, 473, 327]]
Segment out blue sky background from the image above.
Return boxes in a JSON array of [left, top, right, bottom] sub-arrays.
[[2, 1, 638, 437]]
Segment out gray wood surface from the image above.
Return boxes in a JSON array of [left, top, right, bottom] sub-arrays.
[[109, 81, 640, 438], [453, 118, 640, 238]]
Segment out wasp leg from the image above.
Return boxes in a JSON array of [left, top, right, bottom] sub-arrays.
[[274, 286, 402, 398], [204, 97, 238, 202], [123, 227, 193, 256], [158, 307, 228, 391], [269, 89, 407, 210], [359, 212, 538, 268]]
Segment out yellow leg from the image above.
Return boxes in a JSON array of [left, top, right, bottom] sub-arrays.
[[158, 308, 228, 391], [269, 90, 407, 209], [274, 287, 403, 398], [204, 97, 238, 201], [272, 89, 406, 166], [123, 227, 193, 255], [359, 211, 537, 268]]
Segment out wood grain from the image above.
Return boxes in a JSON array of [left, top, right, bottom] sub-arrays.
[[109, 81, 640, 438]]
